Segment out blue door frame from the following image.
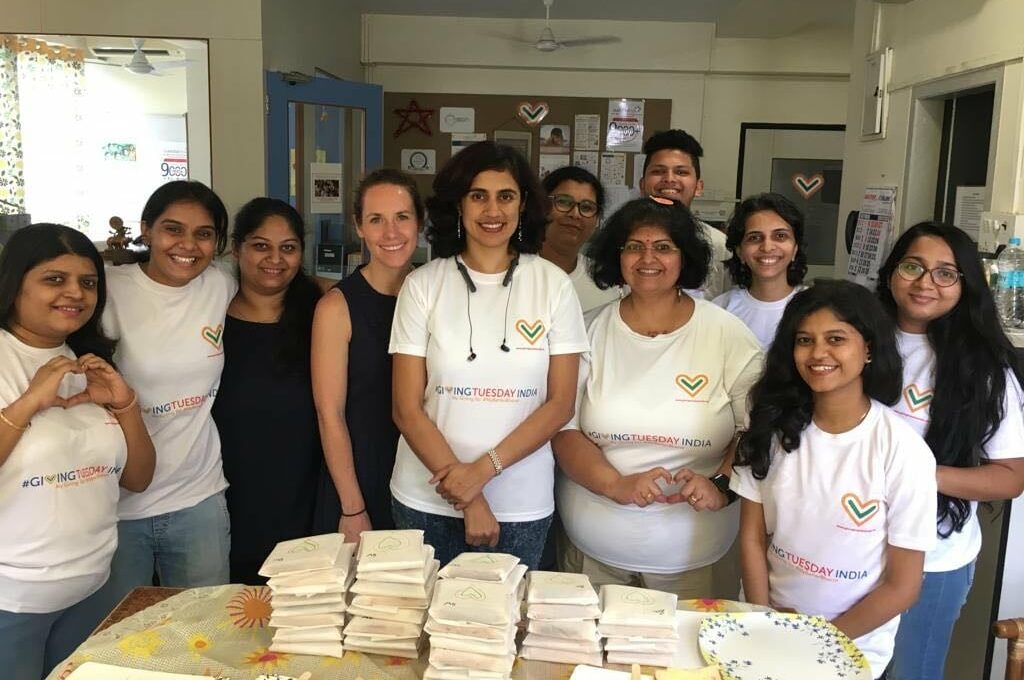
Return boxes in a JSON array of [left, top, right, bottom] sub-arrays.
[[265, 72, 383, 202]]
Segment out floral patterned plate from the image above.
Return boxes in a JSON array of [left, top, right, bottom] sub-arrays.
[[698, 612, 871, 680]]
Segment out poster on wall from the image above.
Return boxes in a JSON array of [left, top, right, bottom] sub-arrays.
[[574, 114, 601, 151], [310, 162, 343, 214], [846, 185, 897, 288], [606, 99, 645, 153], [451, 132, 487, 158], [600, 152, 627, 186], [401, 149, 437, 175], [158, 146, 188, 182], [494, 130, 532, 163], [439, 107, 475, 133], [573, 151, 599, 177], [540, 124, 571, 154], [953, 185, 985, 240], [539, 154, 570, 180]]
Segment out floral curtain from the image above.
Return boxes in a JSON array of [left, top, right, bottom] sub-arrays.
[[0, 36, 25, 212], [14, 37, 90, 230]]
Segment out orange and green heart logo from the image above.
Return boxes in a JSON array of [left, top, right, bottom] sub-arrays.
[[903, 384, 933, 412], [201, 324, 224, 349], [792, 173, 825, 199], [842, 492, 881, 526], [516, 101, 549, 126], [377, 536, 404, 552], [516, 319, 546, 345], [675, 373, 709, 397], [456, 586, 485, 601], [44, 474, 57, 484]]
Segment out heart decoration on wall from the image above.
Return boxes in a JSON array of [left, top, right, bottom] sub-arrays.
[[792, 173, 825, 199], [517, 101, 550, 126]]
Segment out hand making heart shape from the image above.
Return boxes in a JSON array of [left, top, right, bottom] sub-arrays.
[[21, 353, 136, 415]]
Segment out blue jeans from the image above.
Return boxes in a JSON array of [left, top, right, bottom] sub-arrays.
[[90, 491, 231, 621], [392, 499, 553, 569], [0, 583, 112, 680], [890, 561, 975, 680]]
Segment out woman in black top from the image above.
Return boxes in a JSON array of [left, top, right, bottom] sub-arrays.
[[212, 198, 323, 584], [312, 169, 425, 539]]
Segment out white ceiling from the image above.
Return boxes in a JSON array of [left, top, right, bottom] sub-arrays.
[[357, 0, 856, 38]]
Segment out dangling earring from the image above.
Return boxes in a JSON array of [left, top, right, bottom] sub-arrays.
[[457, 210, 462, 241], [517, 214, 523, 242]]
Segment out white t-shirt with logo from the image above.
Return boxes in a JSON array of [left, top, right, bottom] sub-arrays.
[[389, 254, 589, 522], [558, 299, 763, 573], [731, 402, 937, 677], [711, 287, 803, 349], [0, 331, 128, 613], [893, 330, 1024, 572], [569, 254, 622, 314], [103, 263, 236, 520], [682, 220, 730, 301]]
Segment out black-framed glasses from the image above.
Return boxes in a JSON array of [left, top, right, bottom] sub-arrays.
[[549, 194, 599, 218], [895, 260, 962, 287]]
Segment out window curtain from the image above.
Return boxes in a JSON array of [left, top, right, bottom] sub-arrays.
[[0, 36, 24, 212], [9, 37, 90, 230]]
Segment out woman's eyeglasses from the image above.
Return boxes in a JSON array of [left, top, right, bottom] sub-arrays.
[[620, 241, 681, 256], [895, 260, 962, 287], [549, 194, 599, 218]]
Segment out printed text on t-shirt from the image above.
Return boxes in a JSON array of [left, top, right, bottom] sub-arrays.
[[769, 541, 869, 582]]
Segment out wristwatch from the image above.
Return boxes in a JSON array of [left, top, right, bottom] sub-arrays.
[[710, 473, 738, 505]]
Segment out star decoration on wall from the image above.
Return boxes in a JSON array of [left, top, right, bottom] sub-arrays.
[[393, 99, 434, 138]]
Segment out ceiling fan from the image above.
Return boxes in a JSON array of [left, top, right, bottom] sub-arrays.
[[87, 38, 188, 76], [501, 0, 621, 53]]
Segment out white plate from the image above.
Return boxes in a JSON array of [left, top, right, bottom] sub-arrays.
[[698, 612, 872, 680]]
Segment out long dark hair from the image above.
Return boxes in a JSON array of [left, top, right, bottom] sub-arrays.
[[426, 142, 546, 258], [735, 280, 902, 479], [877, 222, 1023, 534], [0, 223, 116, 362], [724, 192, 808, 288], [231, 198, 321, 372]]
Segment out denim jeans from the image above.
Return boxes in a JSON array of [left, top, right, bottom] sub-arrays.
[[889, 561, 975, 680], [90, 491, 231, 622], [0, 583, 112, 680], [391, 498, 553, 569]]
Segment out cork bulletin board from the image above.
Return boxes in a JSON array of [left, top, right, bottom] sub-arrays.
[[382, 92, 673, 201]]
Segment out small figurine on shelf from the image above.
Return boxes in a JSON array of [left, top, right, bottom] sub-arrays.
[[102, 216, 139, 265]]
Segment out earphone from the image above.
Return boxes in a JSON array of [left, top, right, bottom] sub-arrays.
[[455, 255, 519, 361]]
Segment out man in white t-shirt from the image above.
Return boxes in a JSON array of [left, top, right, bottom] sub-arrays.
[[638, 130, 729, 299], [539, 166, 623, 313]]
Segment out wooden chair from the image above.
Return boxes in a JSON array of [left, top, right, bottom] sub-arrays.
[[994, 617, 1024, 680]]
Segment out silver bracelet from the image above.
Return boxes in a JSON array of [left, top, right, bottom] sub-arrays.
[[485, 448, 503, 476]]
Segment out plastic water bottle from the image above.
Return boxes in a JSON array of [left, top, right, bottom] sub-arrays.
[[996, 237, 1024, 331]]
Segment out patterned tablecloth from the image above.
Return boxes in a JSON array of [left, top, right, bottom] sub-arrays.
[[46, 585, 764, 680]]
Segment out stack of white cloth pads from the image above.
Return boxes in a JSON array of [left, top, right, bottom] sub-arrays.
[[598, 584, 680, 667], [260, 533, 356, 658], [519, 571, 603, 665], [424, 552, 528, 680], [342, 529, 439, 659]]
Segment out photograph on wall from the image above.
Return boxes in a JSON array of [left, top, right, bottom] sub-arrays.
[[494, 130, 532, 164], [539, 154, 571, 180], [574, 114, 601, 151], [439, 107, 475, 133], [539, 124, 571, 154], [310, 162, 344, 214], [606, 99, 645, 153], [401, 148, 437, 175], [573, 151, 600, 176]]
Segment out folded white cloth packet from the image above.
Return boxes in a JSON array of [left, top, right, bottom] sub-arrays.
[[424, 616, 515, 643], [349, 559, 439, 600], [598, 623, 679, 639], [344, 641, 421, 659], [356, 530, 426, 572], [603, 637, 678, 654], [526, 618, 600, 640], [526, 571, 600, 606], [518, 645, 604, 666], [527, 602, 601, 620], [271, 625, 344, 642], [521, 632, 602, 652], [423, 665, 508, 680], [355, 545, 436, 584], [270, 591, 346, 608], [428, 632, 518, 656], [598, 585, 677, 629], [344, 615, 422, 639], [437, 551, 521, 583], [259, 533, 349, 577], [429, 578, 520, 627], [429, 646, 515, 674], [267, 599, 347, 617], [347, 603, 427, 625], [268, 612, 346, 628], [268, 640, 345, 658]]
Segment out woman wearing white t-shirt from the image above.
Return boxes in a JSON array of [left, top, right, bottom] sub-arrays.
[[554, 197, 763, 599], [732, 281, 937, 679], [96, 181, 238, 609], [391, 142, 588, 568], [876, 223, 1024, 680], [712, 193, 807, 348], [0, 224, 155, 680]]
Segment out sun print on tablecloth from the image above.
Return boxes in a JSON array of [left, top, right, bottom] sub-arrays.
[[241, 647, 290, 669], [187, 632, 213, 656], [115, 629, 164, 658], [226, 585, 272, 628]]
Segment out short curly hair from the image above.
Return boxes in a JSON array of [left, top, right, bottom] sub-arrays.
[[724, 193, 808, 288], [426, 142, 546, 258], [586, 197, 711, 290]]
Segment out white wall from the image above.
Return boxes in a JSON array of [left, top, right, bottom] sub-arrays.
[[262, 0, 362, 81], [363, 14, 850, 205], [1, 0, 265, 217]]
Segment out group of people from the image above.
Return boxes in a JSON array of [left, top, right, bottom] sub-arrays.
[[0, 128, 1021, 680]]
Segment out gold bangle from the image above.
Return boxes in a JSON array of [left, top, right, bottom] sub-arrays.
[[105, 391, 138, 415], [0, 408, 30, 432]]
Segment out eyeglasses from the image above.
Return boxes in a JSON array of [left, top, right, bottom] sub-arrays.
[[549, 194, 599, 218], [895, 260, 962, 287], [620, 241, 681, 256]]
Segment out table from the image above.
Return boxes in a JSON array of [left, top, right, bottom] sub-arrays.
[[48, 585, 762, 680]]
